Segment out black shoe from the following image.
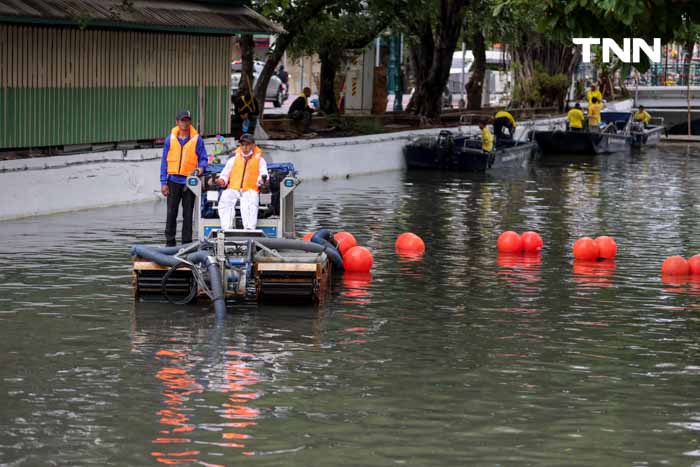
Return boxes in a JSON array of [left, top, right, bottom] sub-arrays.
[[165, 241, 176, 247]]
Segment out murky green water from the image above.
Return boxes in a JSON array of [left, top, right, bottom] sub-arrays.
[[2, 145, 700, 466]]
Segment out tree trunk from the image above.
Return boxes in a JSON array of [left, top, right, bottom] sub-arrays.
[[466, 30, 485, 110], [239, 34, 255, 97], [406, 22, 434, 112], [254, 33, 294, 121], [319, 49, 340, 114], [410, 0, 468, 119]]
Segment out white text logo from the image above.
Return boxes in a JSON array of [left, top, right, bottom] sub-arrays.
[[573, 38, 661, 63]]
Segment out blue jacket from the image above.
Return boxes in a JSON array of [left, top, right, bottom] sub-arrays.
[[160, 133, 208, 185]]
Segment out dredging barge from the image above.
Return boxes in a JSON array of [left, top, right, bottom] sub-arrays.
[[131, 162, 341, 315]]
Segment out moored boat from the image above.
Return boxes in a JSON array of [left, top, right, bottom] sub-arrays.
[[629, 118, 665, 148], [404, 130, 535, 171], [533, 111, 631, 156]]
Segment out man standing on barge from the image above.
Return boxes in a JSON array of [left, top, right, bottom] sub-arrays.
[[160, 110, 208, 246]]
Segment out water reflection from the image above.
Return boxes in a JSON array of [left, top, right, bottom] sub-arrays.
[[573, 259, 616, 289], [2, 147, 700, 465]]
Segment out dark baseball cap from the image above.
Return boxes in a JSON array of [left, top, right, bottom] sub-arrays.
[[240, 133, 255, 143], [176, 109, 192, 120]]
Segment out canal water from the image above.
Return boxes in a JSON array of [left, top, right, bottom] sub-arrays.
[[1, 145, 700, 466]]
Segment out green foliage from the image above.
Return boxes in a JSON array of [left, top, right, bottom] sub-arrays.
[[288, 2, 385, 61], [540, 0, 698, 51], [535, 69, 569, 107], [512, 62, 568, 108]]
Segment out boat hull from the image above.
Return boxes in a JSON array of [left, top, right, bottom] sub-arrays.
[[630, 125, 664, 148], [533, 130, 628, 156], [404, 136, 534, 171]]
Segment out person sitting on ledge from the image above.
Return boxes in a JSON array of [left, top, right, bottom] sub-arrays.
[[288, 87, 316, 132]]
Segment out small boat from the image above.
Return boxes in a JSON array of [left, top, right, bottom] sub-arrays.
[[533, 111, 631, 156], [629, 117, 665, 148], [404, 130, 535, 171]]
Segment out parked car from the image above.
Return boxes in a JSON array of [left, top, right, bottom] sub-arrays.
[[231, 61, 288, 107]]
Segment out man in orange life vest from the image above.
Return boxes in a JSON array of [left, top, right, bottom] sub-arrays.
[[216, 133, 268, 230], [160, 110, 208, 246]]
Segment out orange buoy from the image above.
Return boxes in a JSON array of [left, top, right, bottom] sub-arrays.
[[334, 231, 357, 255], [661, 256, 689, 276], [594, 236, 617, 259], [521, 231, 543, 253], [343, 246, 373, 272], [302, 232, 314, 241], [688, 254, 700, 275], [395, 232, 426, 254], [497, 231, 522, 253], [573, 237, 599, 261]]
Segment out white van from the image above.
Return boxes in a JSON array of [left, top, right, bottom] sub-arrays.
[[446, 49, 512, 108]]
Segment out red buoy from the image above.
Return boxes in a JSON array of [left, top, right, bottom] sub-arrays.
[[688, 254, 700, 275], [395, 232, 426, 254], [661, 256, 689, 276], [302, 232, 313, 241], [573, 237, 599, 261], [334, 231, 357, 255], [594, 236, 617, 259], [343, 246, 373, 273], [521, 231, 543, 253], [497, 231, 522, 253]]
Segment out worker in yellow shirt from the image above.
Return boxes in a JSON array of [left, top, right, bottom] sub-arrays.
[[588, 97, 603, 130], [567, 103, 585, 131], [479, 120, 494, 152], [493, 110, 516, 145], [587, 84, 602, 106], [633, 105, 652, 126]]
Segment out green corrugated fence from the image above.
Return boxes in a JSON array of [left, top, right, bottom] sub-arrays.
[[0, 85, 229, 149]]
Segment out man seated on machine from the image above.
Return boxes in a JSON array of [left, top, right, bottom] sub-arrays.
[[216, 133, 269, 231]]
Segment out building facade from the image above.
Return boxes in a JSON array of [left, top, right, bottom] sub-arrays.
[[0, 0, 281, 152]]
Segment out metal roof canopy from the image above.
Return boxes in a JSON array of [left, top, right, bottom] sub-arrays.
[[0, 0, 284, 35]]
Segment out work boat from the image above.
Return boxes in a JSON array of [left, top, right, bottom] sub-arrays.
[[533, 111, 632, 156], [629, 117, 665, 148], [131, 162, 341, 315], [404, 130, 536, 171]]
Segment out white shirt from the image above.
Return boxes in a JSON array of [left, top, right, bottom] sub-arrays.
[[219, 149, 268, 190]]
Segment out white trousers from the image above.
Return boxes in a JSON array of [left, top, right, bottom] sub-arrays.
[[218, 189, 259, 230]]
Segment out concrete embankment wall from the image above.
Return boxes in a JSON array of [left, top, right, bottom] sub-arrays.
[[0, 117, 564, 220]]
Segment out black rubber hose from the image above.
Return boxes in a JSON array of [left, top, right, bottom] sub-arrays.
[[187, 251, 226, 319], [161, 263, 198, 306], [130, 243, 199, 257], [130, 245, 181, 267], [310, 228, 334, 244], [131, 245, 226, 317], [310, 229, 344, 271], [256, 238, 326, 252]]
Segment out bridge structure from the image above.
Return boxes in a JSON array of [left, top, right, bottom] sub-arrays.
[[632, 86, 700, 134]]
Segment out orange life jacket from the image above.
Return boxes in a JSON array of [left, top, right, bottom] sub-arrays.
[[166, 126, 199, 176], [227, 146, 263, 192]]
